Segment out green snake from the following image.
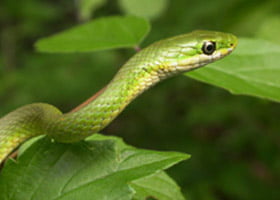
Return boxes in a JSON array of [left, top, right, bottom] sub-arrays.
[[0, 30, 237, 163]]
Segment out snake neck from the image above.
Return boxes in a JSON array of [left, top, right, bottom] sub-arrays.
[[49, 54, 172, 142]]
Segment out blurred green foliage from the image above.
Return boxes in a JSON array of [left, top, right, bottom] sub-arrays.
[[119, 0, 168, 20], [1, 0, 280, 199], [77, 0, 106, 21]]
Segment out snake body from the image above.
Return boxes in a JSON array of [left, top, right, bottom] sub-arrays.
[[0, 30, 237, 163]]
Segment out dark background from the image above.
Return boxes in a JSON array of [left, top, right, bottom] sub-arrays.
[[1, 0, 280, 199]]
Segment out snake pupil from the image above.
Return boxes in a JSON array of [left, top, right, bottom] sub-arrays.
[[202, 41, 216, 55]]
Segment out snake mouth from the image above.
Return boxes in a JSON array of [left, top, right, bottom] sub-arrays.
[[228, 47, 234, 53], [226, 44, 237, 55]]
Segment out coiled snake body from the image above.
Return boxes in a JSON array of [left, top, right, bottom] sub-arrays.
[[0, 30, 237, 163]]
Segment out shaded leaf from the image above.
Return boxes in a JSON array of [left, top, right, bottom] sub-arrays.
[[131, 171, 185, 200], [0, 134, 189, 200]]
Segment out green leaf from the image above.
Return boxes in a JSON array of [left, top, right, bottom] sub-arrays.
[[119, 0, 168, 20], [0, 134, 189, 200], [131, 171, 186, 200], [256, 16, 280, 45], [35, 15, 150, 53], [186, 38, 280, 103], [77, 0, 106, 21]]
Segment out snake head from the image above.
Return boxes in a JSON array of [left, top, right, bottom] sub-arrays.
[[153, 30, 238, 74]]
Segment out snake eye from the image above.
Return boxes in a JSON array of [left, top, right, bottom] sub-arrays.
[[202, 41, 216, 55]]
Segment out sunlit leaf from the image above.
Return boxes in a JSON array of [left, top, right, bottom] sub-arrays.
[[256, 15, 280, 45], [35, 15, 150, 53], [187, 38, 280, 103]]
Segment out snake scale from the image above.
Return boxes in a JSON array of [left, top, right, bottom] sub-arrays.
[[0, 30, 237, 163]]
